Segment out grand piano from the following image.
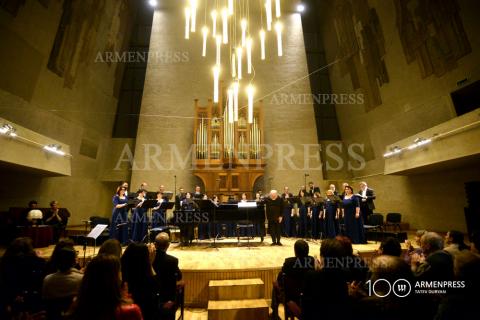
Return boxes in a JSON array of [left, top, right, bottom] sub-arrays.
[[173, 200, 266, 242]]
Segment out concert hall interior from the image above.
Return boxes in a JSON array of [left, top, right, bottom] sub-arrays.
[[1, 0, 480, 319]]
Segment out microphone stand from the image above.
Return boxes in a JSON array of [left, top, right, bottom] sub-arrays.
[[82, 220, 90, 267]]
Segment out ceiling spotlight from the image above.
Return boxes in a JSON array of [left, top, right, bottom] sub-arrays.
[[44, 144, 66, 156], [296, 3, 305, 13], [148, 0, 157, 7]]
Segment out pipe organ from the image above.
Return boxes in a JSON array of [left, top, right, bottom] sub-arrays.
[[193, 90, 265, 200]]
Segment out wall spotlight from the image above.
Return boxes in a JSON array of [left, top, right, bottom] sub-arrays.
[[0, 124, 16, 137], [407, 137, 431, 150], [44, 144, 66, 156], [296, 3, 305, 13], [148, 0, 158, 7], [383, 146, 402, 158]]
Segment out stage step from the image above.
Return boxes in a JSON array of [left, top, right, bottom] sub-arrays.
[[207, 299, 269, 320], [208, 278, 265, 300]]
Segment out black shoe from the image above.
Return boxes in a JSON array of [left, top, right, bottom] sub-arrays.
[[277, 242, 283, 246], [271, 242, 277, 246]]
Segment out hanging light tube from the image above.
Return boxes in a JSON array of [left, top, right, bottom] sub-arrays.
[[213, 65, 220, 103]]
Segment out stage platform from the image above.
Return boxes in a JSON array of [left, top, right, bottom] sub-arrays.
[[30, 236, 411, 307]]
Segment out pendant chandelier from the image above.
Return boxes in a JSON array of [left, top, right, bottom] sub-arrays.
[[184, 0, 283, 123]]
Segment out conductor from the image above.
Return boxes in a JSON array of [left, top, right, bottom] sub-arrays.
[[266, 190, 284, 246]]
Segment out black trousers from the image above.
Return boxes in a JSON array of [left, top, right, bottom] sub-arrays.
[[269, 222, 282, 243], [360, 205, 373, 224]]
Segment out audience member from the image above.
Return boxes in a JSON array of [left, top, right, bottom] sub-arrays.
[[0, 237, 46, 317], [444, 230, 468, 257], [435, 251, 480, 319], [302, 239, 351, 320], [270, 240, 315, 320], [44, 238, 79, 275], [71, 254, 142, 320], [354, 256, 416, 320], [98, 239, 123, 258], [152, 232, 183, 320], [378, 237, 402, 257], [42, 246, 82, 300], [470, 231, 480, 254], [335, 235, 369, 282], [411, 232, 454, 281], [404, 229, 426, 264], [121, 243, 161, 320]]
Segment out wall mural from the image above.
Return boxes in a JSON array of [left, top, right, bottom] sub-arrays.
[[334, 0, 389, 112], [395, 0, 471, 78]]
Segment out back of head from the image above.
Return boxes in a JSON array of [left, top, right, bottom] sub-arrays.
[[3, 237, 35, 259], [370, 256, 413, 290], [121, 243, 152, 286], [56, 247, 77, 272], [74, 255, 122, 319], [380, 237, 402, 257], [448, 230, 468, 250], [155, 232, 170, 252], [294, 240, 309, 258], [421, 232, 444, 255], [320, 238, 347, 268], [335, 236, 353, 256], [98, 239, 122, 258]]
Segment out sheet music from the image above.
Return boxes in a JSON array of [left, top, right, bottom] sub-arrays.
[[87, 224, 108, 239]]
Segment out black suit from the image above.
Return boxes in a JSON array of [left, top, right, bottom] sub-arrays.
[[271, 255, 315, 318], [266, 196, 284, 244], [307, 186, 320, 197], [358, 188, 375, 223], [153, 251, 182, 303]]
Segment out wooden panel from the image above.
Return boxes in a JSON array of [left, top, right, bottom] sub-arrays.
[[208, 299, 268, 320], [183, 268, 280, 308], [208, 278, 265, 300]]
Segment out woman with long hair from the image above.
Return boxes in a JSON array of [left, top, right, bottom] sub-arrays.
[[121, 243, 160, 320], [110, 186, 129, 245], [72, 254, 142, 320]]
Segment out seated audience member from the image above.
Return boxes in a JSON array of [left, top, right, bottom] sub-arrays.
[[44, 238, 80, 275], [404, 229, 426, 264], [444, 230, 468, 257], [45, 201, 70, 242], [470, 231, 480, 254], [0, 237, 46, 317], [336, 235, 369, 282], [98, 239, 123, 258], [121, 243, 161, 320], [270, 240, 315, 320], [42, 246, 83, 319], [378, 237, 402, 257], [354, 256, 417, 320], [71, 254, 142, 320], [411, 232, 454, 281], [302, 239, 351, 320], [435, 251, 480, 320], [153, 232, 183, 320]]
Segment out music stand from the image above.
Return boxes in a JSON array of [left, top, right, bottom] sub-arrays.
[[87, 224, 108, 256], [194, 199, 219, 248]]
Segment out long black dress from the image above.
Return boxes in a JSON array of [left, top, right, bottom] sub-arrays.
[[342, 195, 365, 244]]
